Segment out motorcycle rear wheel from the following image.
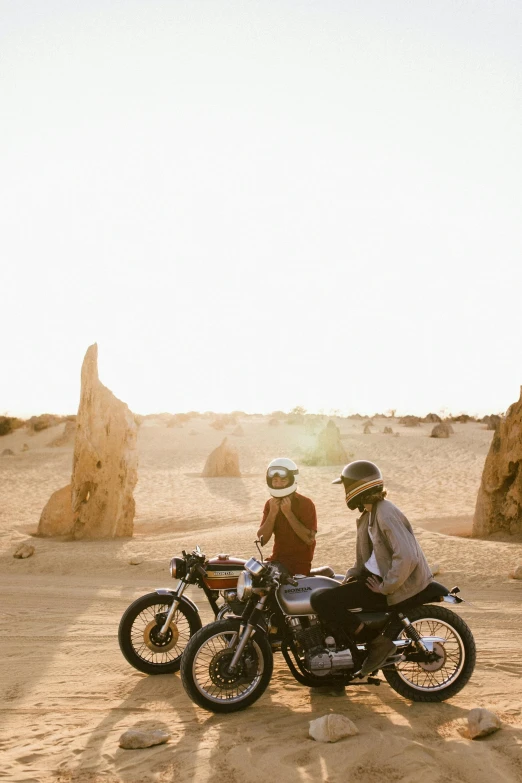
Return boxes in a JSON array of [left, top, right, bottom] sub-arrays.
[[181, 618, 273, 713], [118, 592, 202, 674], [383, 605, 476, 702]]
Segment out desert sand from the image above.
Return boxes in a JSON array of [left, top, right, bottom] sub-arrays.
[[1, 416, 521, 782]]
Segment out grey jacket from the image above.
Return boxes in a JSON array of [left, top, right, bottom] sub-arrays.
[[346, 499, 432, 605]]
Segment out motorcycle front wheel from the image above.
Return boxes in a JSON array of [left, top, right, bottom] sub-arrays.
[[383, 605, 476, 702], [118, 592, 202, 674], [180, 618, 273, 713]]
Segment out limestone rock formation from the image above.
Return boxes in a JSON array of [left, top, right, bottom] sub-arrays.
[[37, 344, 138, 539], [473, 387, 522, 537], [202, 438, 241, 477], [232, 424, 244, 436], [48, 420, 76, 447], [430, 423, 453, 439], [383, 426, 393, 435], [119, 729, 171, 749], [467, 708, 501, 739], [424, 413, 442, 423], [309, 714, 358, 743], [2, 449, 14, 456], [363, 423, 372, 435], [305, 420, 348, 466], [38, 485, 74, 537]]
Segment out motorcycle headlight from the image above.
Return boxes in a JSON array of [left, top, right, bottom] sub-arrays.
[[245, 557, 267, 577], [170, 557, 187, 579], [236, 571, 253, 602]]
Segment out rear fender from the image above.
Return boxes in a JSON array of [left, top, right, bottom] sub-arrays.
[[154, 589, 200, 615]]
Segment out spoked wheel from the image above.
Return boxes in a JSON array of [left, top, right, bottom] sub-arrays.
[[118, 592, 202, 674], [181, 618, 273, 713], [383, 605, 476, 702]]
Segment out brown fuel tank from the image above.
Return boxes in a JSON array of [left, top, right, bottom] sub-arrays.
[[203, 554, 246, 589]]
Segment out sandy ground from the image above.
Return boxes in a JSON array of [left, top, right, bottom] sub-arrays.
[[1, 416, 521, 783]]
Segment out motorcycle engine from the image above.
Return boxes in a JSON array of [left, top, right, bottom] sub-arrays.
[[289, 616, 354, 677]]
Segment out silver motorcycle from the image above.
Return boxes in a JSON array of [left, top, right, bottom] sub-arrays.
[[180, 547, 476, 712]]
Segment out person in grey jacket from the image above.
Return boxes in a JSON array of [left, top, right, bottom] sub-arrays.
[[311, 460, 433, 677]]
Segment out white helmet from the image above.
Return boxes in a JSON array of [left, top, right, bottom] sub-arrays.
[[266, 457, 299, 498]]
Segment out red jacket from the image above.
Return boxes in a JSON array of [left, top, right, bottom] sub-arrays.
[[261, 492, 317, 575]]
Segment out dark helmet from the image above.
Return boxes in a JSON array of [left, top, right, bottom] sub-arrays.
[[332, 460, 384, 510]]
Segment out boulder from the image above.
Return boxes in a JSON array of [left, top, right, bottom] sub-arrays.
[[473, 387, 522, 536], [13, 543, 35, 559], [309, 714, 358, 743], [37, 344, 138, 539], [38, 485, 75, 537], [510, 564, 522, 579], [430, 423, 453, 439], [1, 449, 14, 456], [304, 421, 348, 466], [202, 438, 241, 477], [119, 729, 171, 749], [467, 708, 501, 739], [129, 555, 144, 565]]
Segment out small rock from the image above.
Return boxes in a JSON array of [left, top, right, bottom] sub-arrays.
[[431, 563, 441, 576], [309, 714, 358, 743], [467, 708, 501, 739], [21, 443, 29, 452], [14, 543, 35, 559], [2, 449, 15, 456], [129, 556, 144, 565], [510, 565, 522, 580], [119, 729, 171, 749]]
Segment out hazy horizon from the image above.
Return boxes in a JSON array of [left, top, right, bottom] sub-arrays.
[[2, 1, 522, 419]]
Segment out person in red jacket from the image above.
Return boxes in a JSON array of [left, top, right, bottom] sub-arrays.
[[257, 458, 317, 575]]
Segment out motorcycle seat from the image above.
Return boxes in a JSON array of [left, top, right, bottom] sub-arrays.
[[392, 581, 450, 612], [310, 566, 335, 578]]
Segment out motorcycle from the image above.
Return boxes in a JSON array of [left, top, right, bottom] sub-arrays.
[[118, 546, 247, 674], [180, 545, 476, 712]]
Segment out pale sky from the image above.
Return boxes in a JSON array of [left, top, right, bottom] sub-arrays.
[[2, 1, 521, 418]]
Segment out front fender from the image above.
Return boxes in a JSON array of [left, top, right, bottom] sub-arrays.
[[154, 588, 200, 615]]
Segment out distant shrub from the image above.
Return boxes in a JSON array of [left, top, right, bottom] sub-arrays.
[[27, 414, 63, 432], [0, 416, 24, 436]]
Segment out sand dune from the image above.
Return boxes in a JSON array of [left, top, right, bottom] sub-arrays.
[[0, 417, 521, 782]]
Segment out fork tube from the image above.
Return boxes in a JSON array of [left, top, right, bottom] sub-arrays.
[[159, 581, 188, 636], [228, 596, 268, 670]]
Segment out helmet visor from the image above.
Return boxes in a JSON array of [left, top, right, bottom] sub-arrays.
[[267, 466, 292, 480]]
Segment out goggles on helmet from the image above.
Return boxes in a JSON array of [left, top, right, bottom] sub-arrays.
[[267, 466, 292, 479]]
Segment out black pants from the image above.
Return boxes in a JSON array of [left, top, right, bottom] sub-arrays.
[[311, 569, 388, 635]]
